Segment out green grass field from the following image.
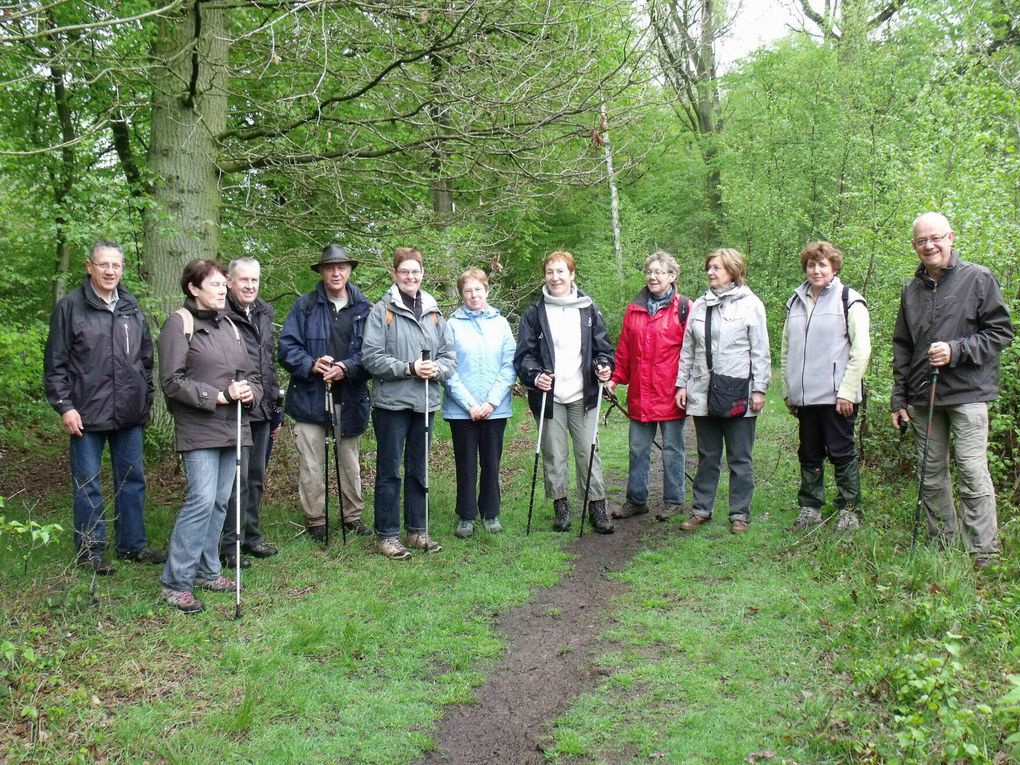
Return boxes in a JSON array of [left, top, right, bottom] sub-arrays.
[[1, 387, 1016, 763]]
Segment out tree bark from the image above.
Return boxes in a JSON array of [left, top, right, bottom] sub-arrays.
[[49, 59, 76, 308], [142, 1, 229, 320], [600, 102, 624, 282]]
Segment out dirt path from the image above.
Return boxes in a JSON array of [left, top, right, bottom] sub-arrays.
[[418, 423, 696, 765], [417, 506, 652, 765]]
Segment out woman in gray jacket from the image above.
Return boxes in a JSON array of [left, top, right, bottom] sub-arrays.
[[675, 248, 770, 535], [158, 260, 260, 613], [362, 247, 456, 560]]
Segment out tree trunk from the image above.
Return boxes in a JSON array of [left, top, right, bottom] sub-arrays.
[[143, 2, 229, 321], [600, 102, 624, 282], [49, 60, 76, 308]]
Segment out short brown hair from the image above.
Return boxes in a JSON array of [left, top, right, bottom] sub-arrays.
[[544, 250, 575, 273], [180, 259, 228, 297], [705, 248, 746, 286], [457, 267, 489, 293], [392, 247, 423, 271], [799, 241, 843, 274]]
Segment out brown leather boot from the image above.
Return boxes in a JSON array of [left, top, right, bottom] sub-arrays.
[[679, 514, 709, 531]]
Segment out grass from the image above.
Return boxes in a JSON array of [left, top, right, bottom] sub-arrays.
[[1, 387, 1017, 763]]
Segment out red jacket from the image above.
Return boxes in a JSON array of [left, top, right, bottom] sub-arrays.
[[611, 289, 688, 422]]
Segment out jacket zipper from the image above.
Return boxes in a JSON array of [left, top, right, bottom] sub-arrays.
[[123, 322, 130, 355]]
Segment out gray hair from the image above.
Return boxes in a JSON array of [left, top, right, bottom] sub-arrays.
[[89, 240, 123, 261], [644, 250, 678, 276], [228, 256, 261, 276]]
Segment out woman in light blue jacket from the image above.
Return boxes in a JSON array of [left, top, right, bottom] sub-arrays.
[[443, 268, 517, 538]]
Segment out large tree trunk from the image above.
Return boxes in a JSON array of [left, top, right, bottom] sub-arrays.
[[143, 2, 229, 321]]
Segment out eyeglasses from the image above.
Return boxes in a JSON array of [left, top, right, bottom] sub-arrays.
[[645, 270, 672, 277], [912, 232, 951, 247], [90, 261, 123, 272], [396, 269, 422, 277]]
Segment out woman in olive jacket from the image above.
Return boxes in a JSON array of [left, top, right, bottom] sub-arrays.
[[157, 260, 260, 613]]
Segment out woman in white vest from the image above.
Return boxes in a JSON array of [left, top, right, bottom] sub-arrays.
[[781, 241, 871, 533]]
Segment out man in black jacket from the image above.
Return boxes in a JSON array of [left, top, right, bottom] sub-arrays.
[[43, 241, 165, 575], [891, 213, 1014, 569], [220, 257, 281, 567]]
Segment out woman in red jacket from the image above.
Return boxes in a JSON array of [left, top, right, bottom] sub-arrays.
[[605, 251, 690, 522]]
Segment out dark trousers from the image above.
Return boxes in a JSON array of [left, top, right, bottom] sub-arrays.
[[796, 404, 860, 509], [373, 408, 433, 537], [449, 418, 508, 521], [221, 419, 270, 552], [691, 415, 757, 522]]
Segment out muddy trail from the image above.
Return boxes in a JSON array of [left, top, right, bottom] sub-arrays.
[[418, 437, 695, 765]]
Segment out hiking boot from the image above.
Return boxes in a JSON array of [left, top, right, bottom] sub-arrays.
[[118, 546, 168, 564], [788, 507, 822, 532], [730, 519, 749, 535], [407, 532, 443, 553], [306, 525, 327, 543], [161, 587, 204, 614], [588, 499, 615, 534], [243, 541, 278, 557], [77, 556, 115, 576], [483, 517, 503, 534], [835, 508, 860, 534], [552, 498, 571, 532], [973, 553, 999, 571], [377, 536, 411, 561], [655, 503, 685, 522], [679, 514, 709, 531], [195, 575, 238, 592], [612, 500, 649, 519], [455, 520, 475, 538], [221, 553, 252, 569], [342, 520, 372, 537]]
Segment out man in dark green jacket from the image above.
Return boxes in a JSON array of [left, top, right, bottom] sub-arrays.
[[891, 213, 1014, 568]]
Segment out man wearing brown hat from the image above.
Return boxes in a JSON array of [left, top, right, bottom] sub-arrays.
[[278, 244, 373, 541]]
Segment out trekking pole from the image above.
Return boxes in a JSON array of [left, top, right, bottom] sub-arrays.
[[526, 376, 551, 536], [422, 349, 432, 538], [578, 381, 607, 538], [911, 367, 939, 553], [329, 375, 348, 546], [233, 370, 244, 621], [323, 382, 331, 546]]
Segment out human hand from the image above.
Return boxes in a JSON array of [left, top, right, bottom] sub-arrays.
[[891, 409, 910, 431], [927, 341, 952, 368], [835, 397, 854, 417], [414, 358, 438, 379], [675, 388, 687, 409], [750, 391, 766, 413], [535, 372, 554, 392], [312, 355, 335, 377], [323, 361, 346, 383], [595, 364, 611, 382], [604, 380, 617, 396], [61, 408, 84, 437]]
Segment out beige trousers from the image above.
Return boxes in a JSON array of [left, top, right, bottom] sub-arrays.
[[293, 422, 365, 526]]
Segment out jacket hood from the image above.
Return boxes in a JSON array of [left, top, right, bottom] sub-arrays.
[[385, 283, 440, 315], [702, 283, 752, 306], [451, 304, 502, 321]]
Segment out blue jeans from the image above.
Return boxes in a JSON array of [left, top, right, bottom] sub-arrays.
[[373, 408, 432, 538], [691, 415, 757, 522], [627, 418, 686, 505], [161, 448, 234, 592], [68, 426, 147, 559]]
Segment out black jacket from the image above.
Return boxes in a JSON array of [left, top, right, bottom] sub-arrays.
[[892, 250, 1014, 409], [514, 289, 614, 418], [226, 293, 280, 423], [44, 277, 154, 430], [278, 282, 372, 435]]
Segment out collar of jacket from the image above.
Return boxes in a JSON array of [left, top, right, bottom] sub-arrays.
[[793, 275, 843, 304], [703, 283, 750, 306], [385, 283, 440, 316], [914, 248, 961, 287], [184, 296, 225, 322], [82, 276, 136, 314], [451, 304, 500, 320], [227, 292, 267, 322]]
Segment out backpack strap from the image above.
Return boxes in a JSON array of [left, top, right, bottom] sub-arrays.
[[842, 284, 867, 340], [175, 308, 194, 342], [677, 295, 690, 327], [387, 307, 438, 326]]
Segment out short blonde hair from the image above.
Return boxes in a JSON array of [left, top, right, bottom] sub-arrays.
[[705, 248, 746, 286], [457, 267, 489, 293], [645, 250, 678, 276]]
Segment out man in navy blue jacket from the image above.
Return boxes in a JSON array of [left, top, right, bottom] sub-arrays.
[[278, 244, 373, 541]]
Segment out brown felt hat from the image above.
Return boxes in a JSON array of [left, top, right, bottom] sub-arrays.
[[311, 244, 358, 272]]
